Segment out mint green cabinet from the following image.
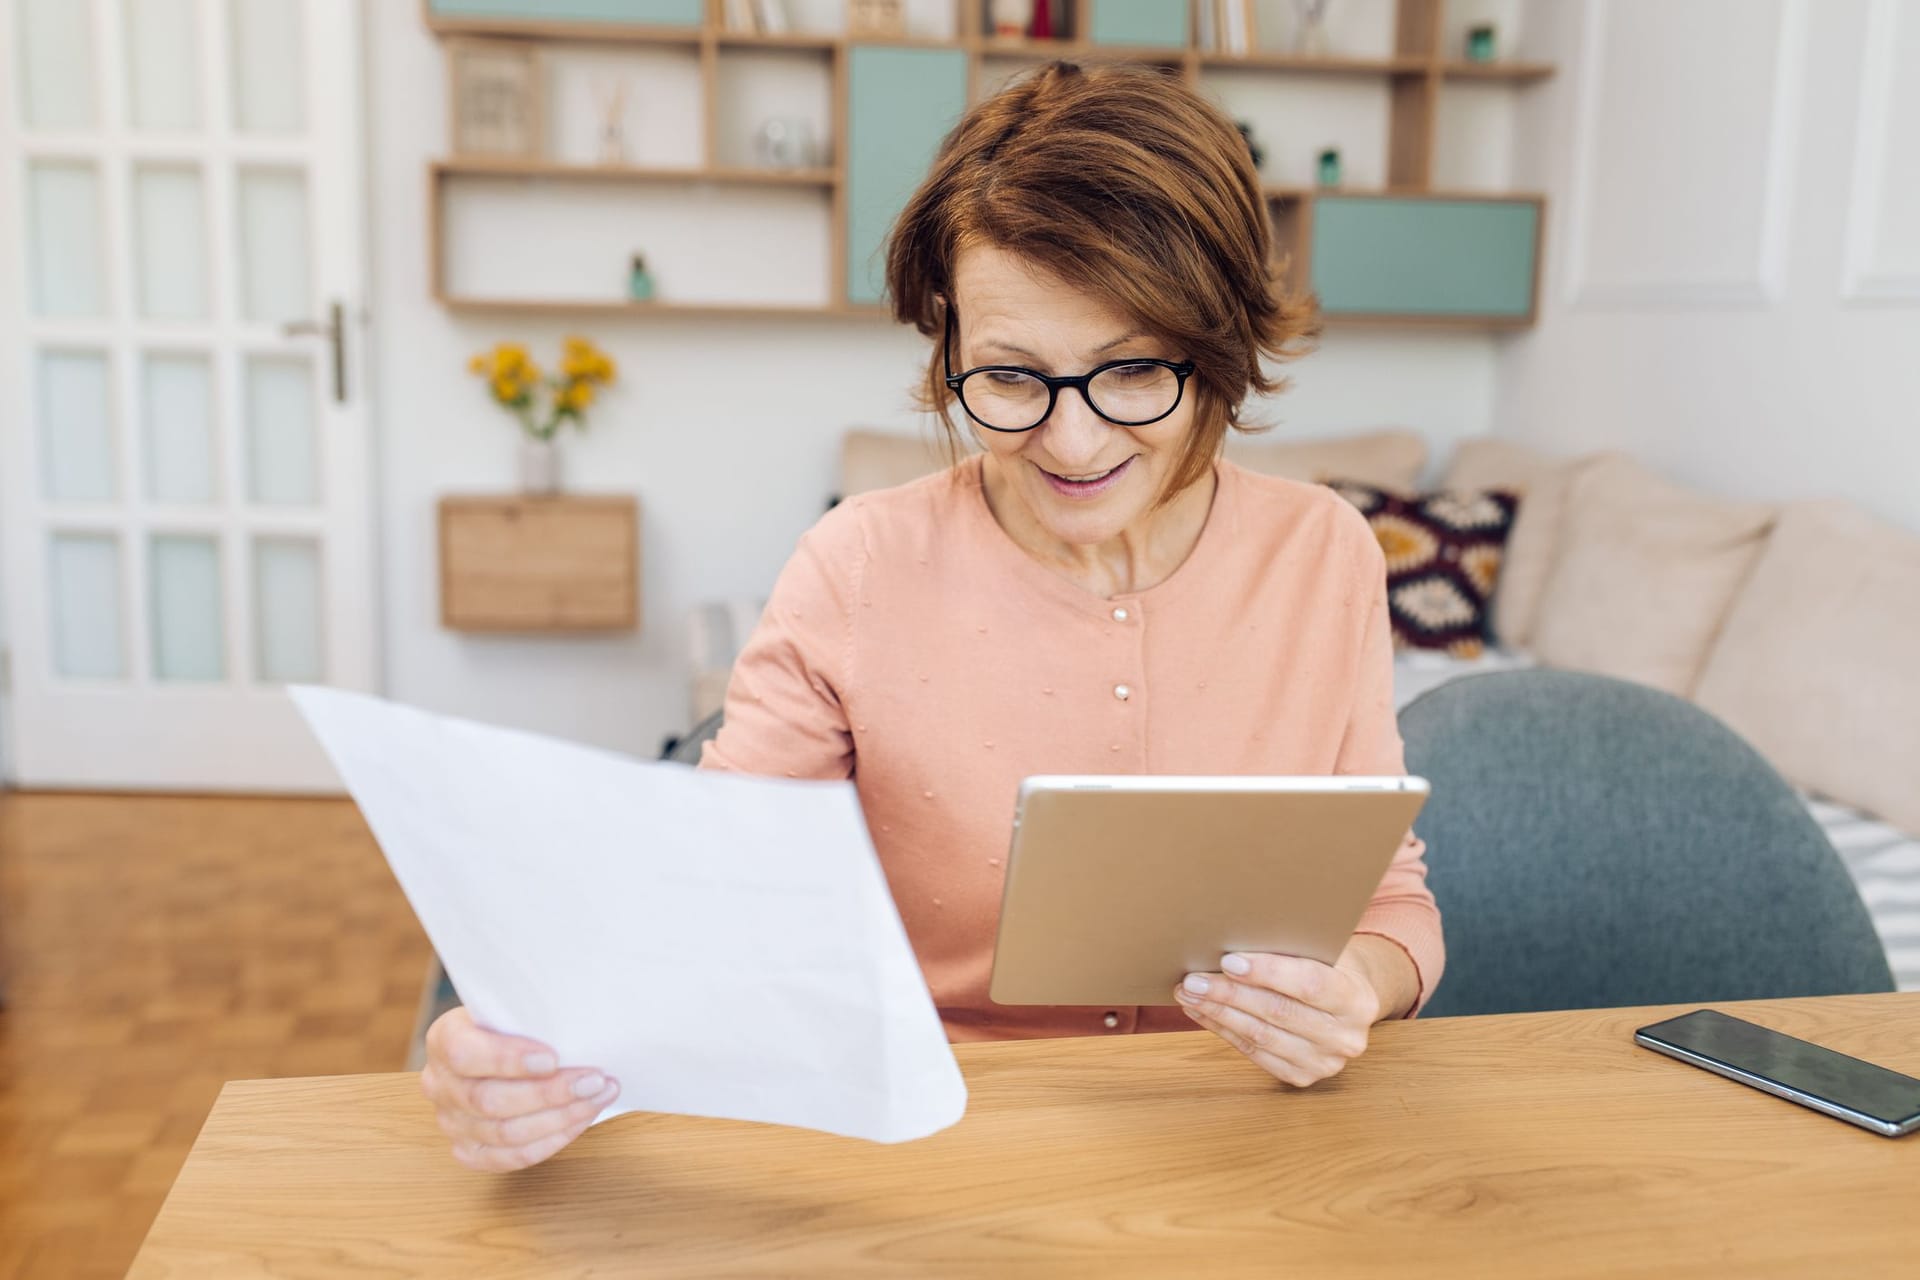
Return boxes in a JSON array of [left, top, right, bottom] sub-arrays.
[[1309, 196, 1540, 321], [845, 46, 969, 306], [1089, 0, 1189, 47], [427, 0, 702, 24]]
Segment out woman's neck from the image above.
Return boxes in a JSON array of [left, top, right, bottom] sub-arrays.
[[979, 456, 1219, 599]]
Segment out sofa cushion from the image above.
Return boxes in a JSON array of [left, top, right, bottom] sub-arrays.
[[1693, 500, 1920, 833], [1332, 481, 1519, 658], [1529, 457, 1776, 697], [1226, 427, 1426, 492], [1442, 438, 1623, 649], [840, 429, 955, 497]]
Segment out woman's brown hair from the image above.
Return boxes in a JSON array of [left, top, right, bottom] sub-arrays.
[[885, 60, 1319, 501]]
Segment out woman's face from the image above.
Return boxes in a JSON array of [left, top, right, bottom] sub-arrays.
[[950, 244, 1198, 548]]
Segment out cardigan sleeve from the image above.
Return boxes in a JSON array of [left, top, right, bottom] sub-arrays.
[[699, 510, 864, 783], [1334, 532, 1447, 1017]]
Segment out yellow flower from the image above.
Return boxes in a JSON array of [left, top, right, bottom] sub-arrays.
[[491, 374, 523, 403], [562, 337, 613, 382], [495, 344, 531, 377], [467, 354, 486, 375], [560, 381, 595, 412]]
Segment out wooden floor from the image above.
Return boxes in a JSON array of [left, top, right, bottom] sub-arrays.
[[0, 791, 433, 1279]]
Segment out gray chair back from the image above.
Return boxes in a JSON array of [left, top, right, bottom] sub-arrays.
[[1399, 670, 1893, 1018], [661, 710, 725, 765]]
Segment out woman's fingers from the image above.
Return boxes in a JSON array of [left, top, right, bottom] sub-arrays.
[[452, 1111, 598, 1174], [1178, 994, 1333, 1078], [426, 1006, 562, 1079], [456, 1066, 615, 1120], [421, 1005, 617, 1170], [1182, 1003, 1346, 1088], [1175, 965, 1370, 1061], [441, 1079, 620, 1150]]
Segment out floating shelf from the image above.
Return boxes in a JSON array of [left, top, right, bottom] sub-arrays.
[[714, 30, 837, 51], [1440, 60, 1556, 83], [434, 158, 835, 187], [1196, 52, 1431, 75], [425, 14, 704, 45], [442, 297, 889, 321]]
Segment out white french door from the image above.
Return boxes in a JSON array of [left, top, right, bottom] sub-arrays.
[[0, 0, 375, 790]]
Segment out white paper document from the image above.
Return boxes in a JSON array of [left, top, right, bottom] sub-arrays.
[[290, 686, 967, 1144]]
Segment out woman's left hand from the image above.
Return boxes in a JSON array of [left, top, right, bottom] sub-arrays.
[[1173, 946, 1386, 1088]]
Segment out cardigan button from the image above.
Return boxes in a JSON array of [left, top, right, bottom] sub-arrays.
[[1103, 1012, 1121, 1029], [1112, 606, 1129, 622], [1113, 684, 1131, 701]]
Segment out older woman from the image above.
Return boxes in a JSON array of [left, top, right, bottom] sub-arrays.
[[423, 61, 1441, 1172]]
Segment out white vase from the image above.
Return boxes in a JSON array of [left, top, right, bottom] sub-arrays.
[[518, 436, 560, 495]]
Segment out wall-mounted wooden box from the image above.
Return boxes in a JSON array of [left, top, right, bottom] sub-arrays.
[[438, 494, 639, 632]]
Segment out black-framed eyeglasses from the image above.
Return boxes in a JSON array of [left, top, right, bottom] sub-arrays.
[[942, 308, 1196, 434]]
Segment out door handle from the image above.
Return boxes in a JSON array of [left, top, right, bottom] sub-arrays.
[[283, 300, 348, 404]]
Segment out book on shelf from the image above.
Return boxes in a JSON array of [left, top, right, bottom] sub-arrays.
[[723, 0, 757, 33], [1226, 0, 1247, 56], [1196, 0, 1216, 51], [751, 0, 789, 35]]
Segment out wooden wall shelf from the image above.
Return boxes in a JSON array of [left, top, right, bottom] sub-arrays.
[[425, 0, 1555, 328], [1195, 52, 1431, 75], [438, 494, 640, 633], [433, 159, 836, 187], [426, 14, 705, 44], [1441, 60, 1555, 82], [443, 297, 888, 321]]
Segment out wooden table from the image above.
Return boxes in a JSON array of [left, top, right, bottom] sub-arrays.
[[130, 993, 1920, 1278]]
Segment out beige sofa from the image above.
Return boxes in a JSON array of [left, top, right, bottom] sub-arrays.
[[693, 427, 1920, 841]]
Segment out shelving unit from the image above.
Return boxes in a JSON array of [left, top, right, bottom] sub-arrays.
[[424, 0, 1554, 326]]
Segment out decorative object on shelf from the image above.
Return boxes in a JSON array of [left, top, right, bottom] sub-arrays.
[[848, 0, 904, 38], [1466, 23, 1497, 62], [1029, 0, 1054, 40], [1317, 146, 1342, 188], [591, 75, 632, 166], [467, 337, 618, 495], [723, 0, 758, 32], [991, 0, 1033, 38], [1235, 120, 1265, 172], [628, 253, 656, 302], [1212, 0, 1257, 55], [448, 39, 543, 159], [753, 116, 817, 169], [750, 0, 788, 35], [1291, 0, 1332, 56]]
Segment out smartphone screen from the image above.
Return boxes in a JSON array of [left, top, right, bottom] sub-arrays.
[[1636, 1008, 1920, 1135]]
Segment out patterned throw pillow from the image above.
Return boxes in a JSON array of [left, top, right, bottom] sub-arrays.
[[1330, 482, 1520, 658]]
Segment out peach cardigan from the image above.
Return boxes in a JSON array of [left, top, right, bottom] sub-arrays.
[[702, 455, 1443, 1040]]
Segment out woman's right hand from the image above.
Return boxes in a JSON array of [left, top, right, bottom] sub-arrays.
[[420, 1006, 621, 1172]]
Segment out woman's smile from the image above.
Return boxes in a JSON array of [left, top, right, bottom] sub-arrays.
[[1035, 454, 1136, 499]]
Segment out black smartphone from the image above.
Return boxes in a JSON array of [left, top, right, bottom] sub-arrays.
[[1635, 1008, 1920, 1137]]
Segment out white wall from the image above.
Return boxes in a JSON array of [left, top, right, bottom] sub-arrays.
[[1492, 0, 1920, 531], [0, 569, 11, 783], [365, 3, 1503, 759]]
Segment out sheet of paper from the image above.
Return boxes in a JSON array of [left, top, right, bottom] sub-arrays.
[[289, 686, 967, 1144]]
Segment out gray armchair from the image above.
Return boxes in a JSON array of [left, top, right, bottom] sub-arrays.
[[1400, 670, 1893, 1018], [657, 670, 1894, 1021]]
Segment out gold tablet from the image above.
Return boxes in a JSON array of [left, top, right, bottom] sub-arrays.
[[988, 775, 1430, 1007]]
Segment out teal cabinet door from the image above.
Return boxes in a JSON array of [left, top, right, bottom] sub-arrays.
[[846, 47, 969, 306], [1310, 197, 1541, 321], [1089, 0, 1189, 47], [427, 0, 703, 25]]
